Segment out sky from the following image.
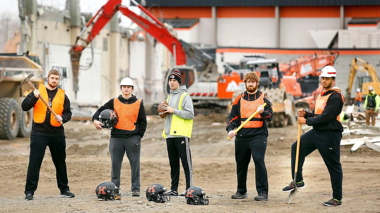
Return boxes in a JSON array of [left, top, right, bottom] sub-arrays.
[[0, 0, 138, 27]]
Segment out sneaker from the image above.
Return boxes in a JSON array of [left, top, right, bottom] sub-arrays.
[[115, 193, 121, 200], [165, 190, 178, 196], [60, 191, 75, 198], [254, 193, 268, 201], [231, 192, 247, 199], [179, 190, 187, 196], [25, 193, 33, 200], [131, 190, 140, 197], [282, 180, 305, 192], [322, 198, 342, 207]]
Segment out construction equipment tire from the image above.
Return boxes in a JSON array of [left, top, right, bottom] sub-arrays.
[[0, 98, 20, 140], [16, 97, 33, 137]]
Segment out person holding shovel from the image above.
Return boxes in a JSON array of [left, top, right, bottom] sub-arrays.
[[227, 72, 273, 201], [282, 66, 344, 207], [22, 69, 74, 200]]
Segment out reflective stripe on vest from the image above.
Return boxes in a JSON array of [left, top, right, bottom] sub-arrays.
[[315, 92, 343, 121], [240, 93, 264, 128], [33, 84, 65, 127], [162, 92, 193, 138], [114, 98, 141, 131]]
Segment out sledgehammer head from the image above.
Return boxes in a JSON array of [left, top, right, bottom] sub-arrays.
[[263, 96, 272, 107], [17, 73, 34, 91]]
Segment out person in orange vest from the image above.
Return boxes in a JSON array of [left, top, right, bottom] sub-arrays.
[[22, 69, 74, 200], [282, 66, 344, 207], [92, 77, 147, 199], [227, 72, 273, 201], [354, 88, 362, 112]]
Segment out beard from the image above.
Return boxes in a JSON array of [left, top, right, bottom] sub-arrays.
[[48, 81, 58, 89], [246, 84, 258, 93]]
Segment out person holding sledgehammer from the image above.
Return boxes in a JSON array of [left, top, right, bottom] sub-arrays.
[[227, 72, 273, 201], [21, 69, 75, 200], [282, 66, 344, 207]]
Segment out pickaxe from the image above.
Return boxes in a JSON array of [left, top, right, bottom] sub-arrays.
[[227, 96, 273, 139], [18, 73, 63, 125]]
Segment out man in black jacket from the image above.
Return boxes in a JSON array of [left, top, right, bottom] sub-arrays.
[[22, 69, 74, 200], [282, 66, 344, 207], [92, 77, 147, 199], [227, 72, 273, 201]]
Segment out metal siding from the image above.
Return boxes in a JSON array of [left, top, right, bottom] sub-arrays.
[[217, 18, 276, 47], [139, 0, 380, 7], [280, 18, 340, 48], [199, 18, 215, 45]]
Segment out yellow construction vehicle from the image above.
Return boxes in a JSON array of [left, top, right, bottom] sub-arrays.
[[346, 58, 380, 103]]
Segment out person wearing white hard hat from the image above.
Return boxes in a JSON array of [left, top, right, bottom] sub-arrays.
[[92, 77, 147, 199], [364, 85, 380, 126], [354, 88, 362, 112], [283, 66, 344, 207]]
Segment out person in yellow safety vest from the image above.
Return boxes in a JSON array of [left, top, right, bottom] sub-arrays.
[[161, 69, 194, 197], [283, 66, 344, 207], [354, 88, 362, 112], [21, 69, 75, 200], [227, 72, 273, 202], [92, 77, 147, 199], [364, 86, 380, 126]]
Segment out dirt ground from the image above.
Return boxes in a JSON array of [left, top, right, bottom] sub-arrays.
[[0, 114, 379, 213]]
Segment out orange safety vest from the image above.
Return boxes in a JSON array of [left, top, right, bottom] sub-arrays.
[[113, 98, 141, 131], [315, 92, 344, 121], [33, 84, 65, 127], [240, 93, 264, 128]]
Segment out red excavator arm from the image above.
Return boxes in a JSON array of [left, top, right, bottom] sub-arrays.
[[69, 0, 186, 94]]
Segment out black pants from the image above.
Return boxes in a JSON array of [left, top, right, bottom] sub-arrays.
[[166, 137, 193, 191], [25, 136, 69, 195], [235, 136, 268, 195], [291, 129, 343, 200]]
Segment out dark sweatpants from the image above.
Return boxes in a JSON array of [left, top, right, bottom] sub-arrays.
[[291, 129, 343, 200], [109, 135, 141, 192], [166, 137, 193, 192], [235, 136, 268, 195], [25, 136, 69, 195]]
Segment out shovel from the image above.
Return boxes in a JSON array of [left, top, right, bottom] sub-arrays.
[[288, 123, 302, 204]]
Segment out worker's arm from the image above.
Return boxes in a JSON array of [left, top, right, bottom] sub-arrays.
[[364, 96, 368, 109], [173, 94, 194, 120], [306, 93, 343, 126], [21, 91, 39, 111], [92, 99, 114, 121], [259, 103, 273, 121], [226, 95, 241, 132], [136, 100, 147, 138], [376, 95, 380, 112], [61, 95, 72, 123]]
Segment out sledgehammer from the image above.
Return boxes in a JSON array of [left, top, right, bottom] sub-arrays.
[[18, 73, 63, 125], [227, 96, 272, 139]]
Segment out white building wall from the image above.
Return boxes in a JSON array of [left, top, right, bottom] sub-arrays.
[[217, 18, 276, 47], [199, 18, 214, 45], [129, 41, 146, 100], [280, 18, 340, 48]]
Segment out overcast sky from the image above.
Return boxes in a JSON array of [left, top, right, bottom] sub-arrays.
[[1, 0, 137, 27]]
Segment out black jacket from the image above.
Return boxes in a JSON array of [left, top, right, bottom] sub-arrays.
[[92, 95, 147, 138], [305, 88, 344, 132], [22, 88, 72, 137], [226, 90, 273, 138]]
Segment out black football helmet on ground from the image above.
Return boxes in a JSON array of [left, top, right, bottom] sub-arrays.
[[145, 183, 170, 203], [95, 182, 119, 201], [185, 186, 209, 205]]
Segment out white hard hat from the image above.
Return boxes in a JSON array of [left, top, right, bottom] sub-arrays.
[[120, 77, 134, 86], [357, 88, 360, 92], [320, 66, 336, 78], [369, 85, 374, 90]]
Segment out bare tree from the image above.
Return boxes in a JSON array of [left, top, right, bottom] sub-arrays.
[[0, 12, 20, 52]]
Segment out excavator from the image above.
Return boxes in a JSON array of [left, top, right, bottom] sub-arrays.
[[346, 58, 380, 103]]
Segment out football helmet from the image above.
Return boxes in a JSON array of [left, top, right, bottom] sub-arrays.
[[145, 183, 170, 203], [95, 182, 119, 201], [99, 109, 118, 129], [185, 186, 209, 205]]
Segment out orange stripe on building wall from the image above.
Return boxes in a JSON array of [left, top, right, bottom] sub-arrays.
[[148, 7, 211, 19], [281, 6, 340, 18], [345, 6, 380, 18], [217, 7, 275, 18], [216, 48, 380, 55], [348, 23, 378, 27]]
